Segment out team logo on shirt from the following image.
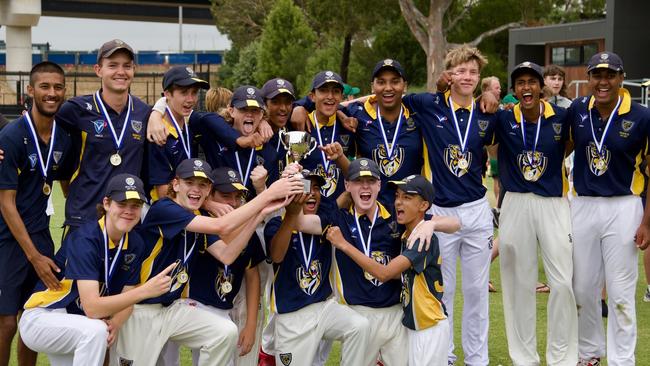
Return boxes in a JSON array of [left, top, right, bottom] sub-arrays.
[[372, 143, 404, 177], [131, 120, 143, 134], [92, 119, 106, 135], [401, 275, 411, 307], [118, 358, 134, 366], [586, 143, 610, 176], [406, 117, 416, 130], [443, 145, 471, 177], [215, 268, 234, 301], [256, 155, 265, 166], [552, 122, 563, 135], [279, 353, 292, 365], [517, 150, 547, 182], [28, 154, 37, 169], [314, 164, 339, 197], [620, 119, 634, 138], [296, 259, 322, 295], [53, 151, 63, 164], [365, 251, 390, 286], [339, 134, 350, 147], [478, 119, 489, 131]]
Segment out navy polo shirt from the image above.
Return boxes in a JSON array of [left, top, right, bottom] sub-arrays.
[[137, 198, 216, 305], [319, 202, 402, 308], [496, 101, 570, 197], [264, 216, 332, 314], [402, 92, 497, 207], [190, 112, 242, 169], [189, 233, 265, 309], [568, 89, 650, 196], [0, 114, 74, 240], [346, 97, 423, 208], [210, 143, 279, 198], [24, 218, 145, 314], [56, 92, 151, 227]]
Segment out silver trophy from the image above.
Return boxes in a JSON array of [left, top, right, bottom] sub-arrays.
[[279, 130, 318, 192]]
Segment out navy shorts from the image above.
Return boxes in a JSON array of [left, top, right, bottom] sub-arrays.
[[0, 230, 55, 315]]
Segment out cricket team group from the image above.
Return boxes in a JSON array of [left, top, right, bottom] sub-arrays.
[[0, 36, 648, 366]]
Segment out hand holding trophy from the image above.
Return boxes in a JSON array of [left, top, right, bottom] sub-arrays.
[[279, 130, 318, 193]]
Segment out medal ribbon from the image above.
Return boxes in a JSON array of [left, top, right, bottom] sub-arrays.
[[165, 106, 191, 159], [235, 148, 255, 186], [298, 232, 314, 270], [519, 104, 543, 153], [589, 96, 622, 156], [448, 96, 474, 153], [103, 217, 125, 294], [312, 111, 337, 173], [353, 205, 379, 258], [24, 113, 56, 182], [95, 90, 132, 152], [376, 105, 404, 159], [182, 230, 197, 267]]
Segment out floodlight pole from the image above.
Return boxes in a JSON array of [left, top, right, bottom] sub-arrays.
[[179, 6, 183, 53]]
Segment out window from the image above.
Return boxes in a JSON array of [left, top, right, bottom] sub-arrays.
[[550, 43, 599, 66]]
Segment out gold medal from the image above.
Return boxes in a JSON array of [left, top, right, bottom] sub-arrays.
[[42, 182, 52, 195], [110, 153, 122, 166], [596, 159, 605, 170], [524, 170, 535, 181], [364, 271, 375, 281], [458, 158, 469, 170], [221, 281, 232, 294], [177, 270, 189, 284], [300, 277, 311, 289]]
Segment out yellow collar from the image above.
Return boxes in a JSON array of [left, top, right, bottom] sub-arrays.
[[98, 217, 129, 250], [588, 88, 631, 115], [163, 114, 180, 139], [347, 201, 391, 220], [513, 100, 556, 124], [444, 90, 473, 111], [363, 96, 410, 120], [309, 111, 337, 128]]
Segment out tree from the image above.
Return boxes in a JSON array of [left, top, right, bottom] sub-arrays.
[[398, 0, 521, 91], [255, 0, 317, 95], [229, 40, 262, 88], [210, 0, 275, 48]]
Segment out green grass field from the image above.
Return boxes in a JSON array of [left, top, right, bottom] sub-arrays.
[[8, 181, 650, 365]]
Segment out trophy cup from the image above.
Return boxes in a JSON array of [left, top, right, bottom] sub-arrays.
[[279, 130, 318, 192]]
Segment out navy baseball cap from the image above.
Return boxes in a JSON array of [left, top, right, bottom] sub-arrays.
[[105, 173, 146, 202], [388, 175, 435, 206], [346, 158, 381, 181], [372, 58, 407, 81], [303, 169, 326, 187], [587, 51, 624, 73], [176, 158, 213, 182], [231, 86, 265, 109], [311, 71, 344, 91], [261, 78, 296, 100], [97, 39, 134, 62], [510, 61, 544, 87], [163, 66, 210, 91], [211, 167, 248, 193]]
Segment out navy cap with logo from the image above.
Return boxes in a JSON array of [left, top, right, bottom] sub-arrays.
[[261, 78, 296, 100], [231, 86, 265, 109], [372, 58, 407, 81], [311, 71, 344, 91], [388, 175, 435, 206], [163, 65, 210, 91], [105, 173, 146, 202], [176, 158, 214, 183], [97, 39, 135, 63], [587, 51, 624, 73], [211, 167, 248, 193], [510, 61, 544, 87], [346, 158, 381, 181], [302, 169, 326, 187]]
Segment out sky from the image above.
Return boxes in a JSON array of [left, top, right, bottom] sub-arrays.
[[0, 16, 231, 52]]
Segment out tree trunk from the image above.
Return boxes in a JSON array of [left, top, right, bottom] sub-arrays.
[[426, 7, 446, 91], [340, 32, 353, 82]]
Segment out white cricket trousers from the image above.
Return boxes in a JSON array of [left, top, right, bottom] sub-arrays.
[[408, 319, 450, 366], [273, 298, 370, 366], [499, 192, 578, 366], [19, 308, 108, 366], [428, 197, 492, 366], [348, 303, 408, 366], [113, 300, 238, 366], [571, 195, 642, 366]]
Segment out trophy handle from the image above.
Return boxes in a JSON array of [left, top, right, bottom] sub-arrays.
[[278, 129, 289, 149], [305, 137, 318, 157]]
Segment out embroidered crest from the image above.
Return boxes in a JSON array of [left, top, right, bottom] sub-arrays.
[[279, 353, 292, 365], [131, 120, 143, 134], [28, 154, 37, 169], [92, 119, 106, 135], [477, 119, 489, 131], [621, 119, 634, 132], [53, 151, 63, 164], [296, 259, 322, 295], [443, 144, 471, 177], [552, 122, 562, 135], [372, 144, 403, 177]]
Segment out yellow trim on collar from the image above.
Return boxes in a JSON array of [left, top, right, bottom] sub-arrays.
[[513, 100, 556, 124], [98, 217, 129, 249], [588, 88, 631, 115], [444, 90, 472, 111], [347, 201, 391, 219], [363, 96, 410, 120], [309, 111, 336, 127], [162, 115, 179, 139]]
